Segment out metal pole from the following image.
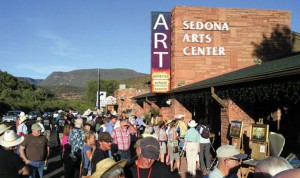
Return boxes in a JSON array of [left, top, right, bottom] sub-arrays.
[[97, 69, 100, 110]]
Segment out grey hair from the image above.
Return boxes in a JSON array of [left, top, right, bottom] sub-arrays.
[[102, 165, 125, 178], [254, 156, 293, 176]]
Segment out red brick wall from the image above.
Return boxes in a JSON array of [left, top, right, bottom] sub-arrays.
[[115, 88, 149, 115], [171, 6, 290, 89]]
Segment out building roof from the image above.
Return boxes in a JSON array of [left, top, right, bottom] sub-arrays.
[[171, 52, 300, 93], [132, 52, 300, 99]]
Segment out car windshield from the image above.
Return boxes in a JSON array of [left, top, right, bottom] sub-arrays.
[[29, 111, 37, 115], [6, 112, 20, 116]]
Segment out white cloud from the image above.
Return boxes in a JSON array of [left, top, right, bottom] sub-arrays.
[[37, 30, 76, 57], [36, 29, 95, 60]]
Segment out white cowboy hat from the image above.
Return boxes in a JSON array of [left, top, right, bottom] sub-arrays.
[[177, 114, 185, 119], [91, 158, 127, 178], [0, 124, 12, 135], [83, 109, 92, 116], [188, 120, 198, 128], [19, 112, 28, 124], [110, 111, 117, 116], [0, 130, 24, 148]]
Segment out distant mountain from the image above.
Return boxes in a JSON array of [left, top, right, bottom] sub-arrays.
[[18, 77, 43, 85], [39, 68, 149, 87]]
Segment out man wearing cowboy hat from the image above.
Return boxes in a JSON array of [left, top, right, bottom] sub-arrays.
[[91, 158, 127, 178], [0, 123, 12, 135], [17, 112, 28, 137], [20, 123, 50, 178], [184, 120, 200, 177], [0, 130, 29, 177]]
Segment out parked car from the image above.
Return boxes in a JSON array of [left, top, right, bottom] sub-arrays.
[[2, 110, 23, 122], [71, 110, 79, 117], [28, 110, 42, 120], [43, 111, 53, 119]]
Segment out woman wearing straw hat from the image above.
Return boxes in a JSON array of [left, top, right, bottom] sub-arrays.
[[184, 120, 200, 177], [0, 130, 29, 177], [90, 158, 126, 178]]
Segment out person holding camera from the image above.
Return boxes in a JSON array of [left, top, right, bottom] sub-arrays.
[[112, 120, 137, 162]]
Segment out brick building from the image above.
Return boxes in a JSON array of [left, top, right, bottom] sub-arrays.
[[116, 6, 300, 152]]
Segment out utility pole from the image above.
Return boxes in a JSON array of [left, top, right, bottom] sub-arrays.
[[97, 69, 101, 110]]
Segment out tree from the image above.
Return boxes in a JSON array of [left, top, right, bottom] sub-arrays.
[[252, 25, 295, 62], [85, 79, 120, 104]]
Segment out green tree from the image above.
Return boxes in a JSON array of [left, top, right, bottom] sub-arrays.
[[85, 79, 119, 104]]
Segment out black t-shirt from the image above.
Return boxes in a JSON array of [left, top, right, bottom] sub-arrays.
[[57, 119, 69, 133], [0, 149, 26, 178], [43, 118, 52, 130], [125, 160, 171, 178], [91, 148, 109, 174]]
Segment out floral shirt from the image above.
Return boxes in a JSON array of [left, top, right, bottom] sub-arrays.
[[69, 128, 84, 157]]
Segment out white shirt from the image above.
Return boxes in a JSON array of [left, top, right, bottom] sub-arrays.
[[38, 122, 45, 133], [17, 123, 28, 135]]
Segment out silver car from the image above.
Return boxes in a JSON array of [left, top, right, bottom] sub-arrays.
[[2, 110, 23, 122]]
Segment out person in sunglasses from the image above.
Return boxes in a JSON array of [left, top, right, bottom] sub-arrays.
[[204, 144, 248, 178]]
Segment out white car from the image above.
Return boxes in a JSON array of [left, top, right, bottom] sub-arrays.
[[2, 110, 23, 122]]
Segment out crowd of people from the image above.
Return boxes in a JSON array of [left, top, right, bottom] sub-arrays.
[[0, 109, 299, 178]]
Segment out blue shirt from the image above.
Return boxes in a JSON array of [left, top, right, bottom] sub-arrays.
[[106, 121, 115, 136], [184, 128, 200, 142], [82, 144, 92, 171], [203, 167, 224, 178], [135, 118, 145, 126]]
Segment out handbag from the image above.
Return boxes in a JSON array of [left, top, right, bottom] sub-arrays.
[[82, 167, 88, 176], [173, 146, 179, 153], [173, 140, 179, 153]]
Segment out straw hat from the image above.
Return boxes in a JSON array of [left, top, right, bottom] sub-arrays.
[[110, 111, 118, 116], [83, 109, 92, 116], [19, 112, 28, 124], [0, 130, 24, 148], [0, 124, 12, 135], [177, 114, 185, 119], [165, 119, 173, 125], [91, 158, 127, 178], [36, 117, 42, 122]]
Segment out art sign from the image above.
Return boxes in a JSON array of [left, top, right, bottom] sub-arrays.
[[151, 12, 171, 93]]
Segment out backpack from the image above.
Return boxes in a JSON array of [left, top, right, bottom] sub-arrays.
[[200, 125, 210, 139]]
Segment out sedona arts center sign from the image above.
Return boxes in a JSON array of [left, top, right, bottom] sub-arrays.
[[182, 21, 229, 56]]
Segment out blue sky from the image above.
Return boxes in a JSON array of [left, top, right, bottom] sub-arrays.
[[0, 0, 299, 79]]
